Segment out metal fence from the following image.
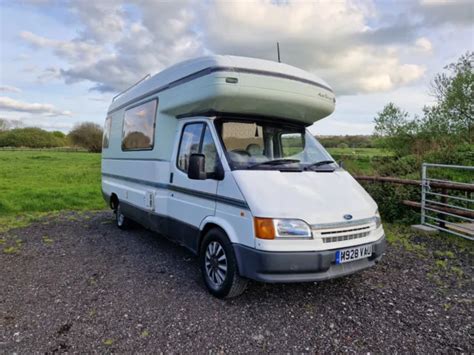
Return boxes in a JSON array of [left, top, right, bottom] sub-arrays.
[[421, 163, 474, 240]]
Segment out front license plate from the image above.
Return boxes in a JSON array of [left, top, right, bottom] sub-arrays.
[[335, 245, 372, 264]]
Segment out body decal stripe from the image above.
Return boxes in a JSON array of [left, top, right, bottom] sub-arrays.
[[102, 172, 249, 210]]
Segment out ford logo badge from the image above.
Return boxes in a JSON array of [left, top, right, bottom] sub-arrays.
[[343, 214, 353, 220]]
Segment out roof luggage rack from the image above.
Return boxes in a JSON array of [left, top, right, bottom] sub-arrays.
[[112, 74, 151, 102]]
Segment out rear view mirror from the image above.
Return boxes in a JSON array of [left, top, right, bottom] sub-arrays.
[[188, 154, 206, 180]]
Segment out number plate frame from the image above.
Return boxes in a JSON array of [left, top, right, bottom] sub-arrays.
[[335, 244, 373, 264]]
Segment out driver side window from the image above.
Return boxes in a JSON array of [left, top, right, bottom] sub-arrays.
[[177, 123, 219, 175]]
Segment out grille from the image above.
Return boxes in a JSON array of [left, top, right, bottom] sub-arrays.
[[322, 231, 370, 243], [320, 225, 371, 244]]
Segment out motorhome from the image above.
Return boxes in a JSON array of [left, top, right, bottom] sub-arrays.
[[101, 55, 386, 298]]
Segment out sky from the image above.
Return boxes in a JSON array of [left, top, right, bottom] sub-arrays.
[[0, 0, 473, 135]]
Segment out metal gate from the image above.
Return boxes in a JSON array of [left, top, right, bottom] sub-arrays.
[[421, 163, 474, 240]]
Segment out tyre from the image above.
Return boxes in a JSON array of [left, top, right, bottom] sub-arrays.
[[115, 202, 131, 230], [200, 228, 248, 298]]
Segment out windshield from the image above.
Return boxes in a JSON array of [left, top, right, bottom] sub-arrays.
[[214, 118, 336, 170]]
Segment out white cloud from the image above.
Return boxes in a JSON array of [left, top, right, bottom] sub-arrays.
[[0, 96, 72, 116], [0, 85, 22, 93], [71, 1, 126, 44], [20, 31, 106, 65], [415, 37, 433, 52]]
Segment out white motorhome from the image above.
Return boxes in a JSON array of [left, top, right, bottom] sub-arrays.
[[101, 55, 386, 298]]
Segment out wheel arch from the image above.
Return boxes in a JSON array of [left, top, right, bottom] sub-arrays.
[[198, 216, 239, 253]]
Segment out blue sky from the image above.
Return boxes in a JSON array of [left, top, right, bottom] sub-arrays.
[[0, 0, 473, 135]]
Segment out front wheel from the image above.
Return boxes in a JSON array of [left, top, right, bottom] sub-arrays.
[[200, 228, 248, 298]]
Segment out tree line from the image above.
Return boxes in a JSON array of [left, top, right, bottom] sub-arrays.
[[0, 121, 103, 152]]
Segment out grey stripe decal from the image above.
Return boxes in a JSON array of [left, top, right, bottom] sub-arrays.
[[107, 66, 333, 115], [102, 172, 249, 209]]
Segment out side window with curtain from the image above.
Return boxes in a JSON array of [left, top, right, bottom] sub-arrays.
[[177, 123, 219, 175], [122, 99, 157, 150]]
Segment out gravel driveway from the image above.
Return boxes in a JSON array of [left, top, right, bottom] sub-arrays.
[[1, 211, 472, 353]]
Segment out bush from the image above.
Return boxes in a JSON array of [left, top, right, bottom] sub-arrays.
[[0, 128, 67, 148], [362, 182, 419, 223], [68, 122, 103, 153]]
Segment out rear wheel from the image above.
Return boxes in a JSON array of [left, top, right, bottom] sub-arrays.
[[115, 202, 131, 230], [200, 228, 248, 298]]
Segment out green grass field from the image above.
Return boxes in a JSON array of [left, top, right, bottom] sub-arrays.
[[327, 147, 393, 175], [0, 151, 105, 230]]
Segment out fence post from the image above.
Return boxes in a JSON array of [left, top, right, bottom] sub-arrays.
[[421, 163, 426, 225], [439, 188, 447, 228]]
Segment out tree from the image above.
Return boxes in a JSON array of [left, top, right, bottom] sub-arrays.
[[0, 118, 22, 131], [0, 118, 8, 131], [68, 122, 103, 152], [373, 52, 474, 157], [428, 51, 473, 143], [373, 103, 418, 156]]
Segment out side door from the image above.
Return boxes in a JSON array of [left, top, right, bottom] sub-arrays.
[[168, 121, 220, 252]]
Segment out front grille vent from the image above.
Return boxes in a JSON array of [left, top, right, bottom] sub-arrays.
[[322, 231, 370, 243], [319, 225, 371, 244]]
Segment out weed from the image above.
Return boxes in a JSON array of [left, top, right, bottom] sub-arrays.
[[435, 259, 448, 269], [141, 330, 149, 338], [450, 266, 464, 278], [42, 236, 54, 244], [103, 339, 114, 346], [433, 250, 455, 259], [3, 246, 18, 254]]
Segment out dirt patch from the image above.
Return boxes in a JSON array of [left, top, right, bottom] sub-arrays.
[[0, 211, 472, 352]]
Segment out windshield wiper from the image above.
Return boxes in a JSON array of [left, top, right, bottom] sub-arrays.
[[248, 159, 300, 169], [306, 160, 335, 170]]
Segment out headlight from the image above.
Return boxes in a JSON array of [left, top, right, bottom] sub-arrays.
[[254, 218, 312, 239], [374, 209, 382, 229]]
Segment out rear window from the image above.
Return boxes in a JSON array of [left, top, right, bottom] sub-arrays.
[[122, 99, 157, 150]]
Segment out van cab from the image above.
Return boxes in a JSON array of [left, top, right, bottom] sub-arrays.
[[101, 55, 386, 298]]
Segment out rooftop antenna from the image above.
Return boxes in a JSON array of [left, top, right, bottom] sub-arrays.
[[276, 42, 281, 63]]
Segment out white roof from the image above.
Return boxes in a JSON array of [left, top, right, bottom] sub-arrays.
[[108, 55, 332, 113]]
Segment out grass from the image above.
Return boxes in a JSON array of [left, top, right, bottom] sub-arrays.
[[327, 147, 393, 175], [327, 147, 393, 158], [0, 151, 105, 231]]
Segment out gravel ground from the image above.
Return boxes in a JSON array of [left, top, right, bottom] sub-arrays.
[[0, 211, 472, 353]]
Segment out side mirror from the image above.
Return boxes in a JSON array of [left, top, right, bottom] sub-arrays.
[[214, 162, 225, 181], [188, 154, 206, 180], [338, 160, 344, 169]]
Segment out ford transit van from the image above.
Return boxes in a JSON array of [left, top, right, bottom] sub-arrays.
[[101, 55, 386, 298]]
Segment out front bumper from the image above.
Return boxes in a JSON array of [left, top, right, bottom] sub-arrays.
[[233, 235, 386, 283]]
